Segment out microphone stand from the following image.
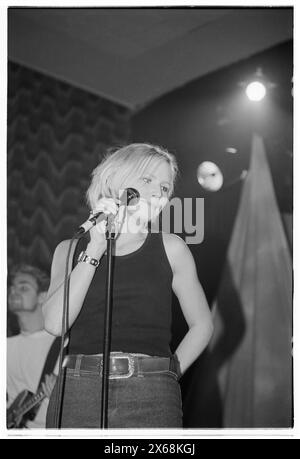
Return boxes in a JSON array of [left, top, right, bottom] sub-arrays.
[[100, 214, 117, 428]]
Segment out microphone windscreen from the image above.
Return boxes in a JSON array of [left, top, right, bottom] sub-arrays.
[[120, 188, 140, 206]]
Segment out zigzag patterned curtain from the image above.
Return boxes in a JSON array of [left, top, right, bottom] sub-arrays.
[[7, 62, 131, 272]]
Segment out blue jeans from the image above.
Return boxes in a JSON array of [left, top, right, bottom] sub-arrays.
[[46, 358, 183, 428]]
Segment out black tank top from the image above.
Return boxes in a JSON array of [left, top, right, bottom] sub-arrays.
[[68, 232, 173, 357]]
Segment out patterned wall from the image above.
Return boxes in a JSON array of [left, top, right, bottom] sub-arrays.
[[7, 62, 131, 272]]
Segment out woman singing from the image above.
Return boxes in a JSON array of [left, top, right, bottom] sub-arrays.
[[43, 143, 213, 428]]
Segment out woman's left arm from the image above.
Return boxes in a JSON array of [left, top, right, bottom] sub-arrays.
[[163, 233, 214, 377]]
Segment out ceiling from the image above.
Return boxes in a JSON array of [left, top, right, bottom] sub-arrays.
[[8, 8, 293, 110]]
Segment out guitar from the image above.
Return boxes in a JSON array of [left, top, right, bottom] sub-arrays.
[[7, 388, 46, 429]]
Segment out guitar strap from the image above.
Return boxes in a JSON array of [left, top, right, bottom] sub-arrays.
[[37, 337, 61, 389]]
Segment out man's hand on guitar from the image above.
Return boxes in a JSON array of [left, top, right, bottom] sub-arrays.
[[41, 374, 57, 399]]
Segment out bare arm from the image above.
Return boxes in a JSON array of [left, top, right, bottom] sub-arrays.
[[42, 238, 106, 336], [42, 198, 120, 335], [163, 233, 214, 376]]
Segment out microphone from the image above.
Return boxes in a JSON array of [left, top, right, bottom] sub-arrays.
[[76, 188, 140, 236]]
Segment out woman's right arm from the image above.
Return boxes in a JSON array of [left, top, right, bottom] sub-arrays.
[[42, 237, 106, 336], [43, 198, 119, 335]]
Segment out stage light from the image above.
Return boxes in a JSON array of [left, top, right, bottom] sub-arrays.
[[197, 161, 223, 192], [226, 147, 238, 154], [246, 81, 266, 101], [238, 67, 276, 102]]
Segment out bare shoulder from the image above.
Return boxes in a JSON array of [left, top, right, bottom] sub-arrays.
[[162, 232, 186, 250], [53, 239, 74, 261], [161, 232, 193, 270], [55, 239, 74, 253]]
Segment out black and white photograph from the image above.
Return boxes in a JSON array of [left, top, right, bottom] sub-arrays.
[[3, 1, 295, 440]]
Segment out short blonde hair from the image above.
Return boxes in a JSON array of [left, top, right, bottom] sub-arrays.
[[86, 143, 178, 209]]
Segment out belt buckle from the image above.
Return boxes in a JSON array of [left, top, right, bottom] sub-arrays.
[[100, 354, 135, 379]]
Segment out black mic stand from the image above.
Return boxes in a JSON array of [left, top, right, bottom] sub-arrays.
[[100, 213, 117, 428]]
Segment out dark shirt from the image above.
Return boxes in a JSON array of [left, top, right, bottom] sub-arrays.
[[68, 232, 173, 356]]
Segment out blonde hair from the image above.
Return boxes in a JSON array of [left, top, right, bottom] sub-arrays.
[[86, 143, 178, 209]]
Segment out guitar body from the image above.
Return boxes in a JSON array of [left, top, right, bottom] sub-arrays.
[[7, 390, 39, 429]]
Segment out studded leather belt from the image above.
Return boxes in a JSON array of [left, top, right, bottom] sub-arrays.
[[63, 352, 179, 379]]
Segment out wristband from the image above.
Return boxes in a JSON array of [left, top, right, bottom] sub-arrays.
[[77, 251, 100, 268]]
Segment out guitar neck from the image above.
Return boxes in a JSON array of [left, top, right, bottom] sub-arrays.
[[17, 389, 46, 418]]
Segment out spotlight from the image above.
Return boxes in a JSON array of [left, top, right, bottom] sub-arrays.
[[238, 67, 276, 102], [197, 161, 223, 192], [246, 81, 266, 102], [226, 147, 238, 154]]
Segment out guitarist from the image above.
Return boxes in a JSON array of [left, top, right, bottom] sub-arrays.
[[7, 264, 57, 428]]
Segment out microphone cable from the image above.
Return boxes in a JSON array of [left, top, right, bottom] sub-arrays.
[[53, 234, 79, 429]]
